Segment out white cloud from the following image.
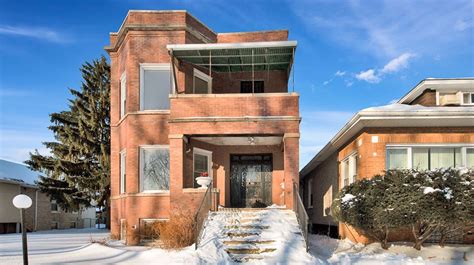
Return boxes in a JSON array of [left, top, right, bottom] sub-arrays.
[[335, 70, 346, 77], [323, 70, 347, 85], [0, 25, 70, 43], [355, 69, 380, 83], [381, 52, 416, 73], [355, 52, 416, 83]]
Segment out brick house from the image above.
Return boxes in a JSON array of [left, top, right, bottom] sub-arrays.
[[105, 10, 300, 245], [300, 78, 474, 244]]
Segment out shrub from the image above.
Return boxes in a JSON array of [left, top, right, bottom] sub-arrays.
[[332, 168, 474, 250], [153, 212, 195, 249]]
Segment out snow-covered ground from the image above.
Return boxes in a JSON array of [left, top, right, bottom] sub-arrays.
[[309, 234, 473, 265], [1, 227, 472, 264]]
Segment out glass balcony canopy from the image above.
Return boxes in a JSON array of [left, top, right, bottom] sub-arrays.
[[167, 41, 297, 73]]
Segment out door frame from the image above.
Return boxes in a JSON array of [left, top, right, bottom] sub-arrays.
[[229, 154, 273, 208]]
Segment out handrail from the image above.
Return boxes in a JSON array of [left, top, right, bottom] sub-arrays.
[[193, 184, 213, 250], [293, 182, 310, 252]]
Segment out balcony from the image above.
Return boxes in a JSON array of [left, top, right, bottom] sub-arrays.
[[169, 93, 300, 135], [170, 92, 299, 120]]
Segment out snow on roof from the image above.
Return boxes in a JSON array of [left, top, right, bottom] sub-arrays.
[[300, 103, 474, 177], [361, 103, 474, 113], [0, 159, 40, 185]]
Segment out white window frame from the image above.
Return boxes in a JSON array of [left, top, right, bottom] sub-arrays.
[[307, 178, 313, 208], [193, 147, 212, 188], [193, 68, 212, 94], [139, 145, 170, 193], [341, 152, 358, 187], [120, 149, 126, 194], [461, 92, 474, 105], [386, 144, 474, 170], [139, 63, 174, 111], [120, 71, 126, 118]]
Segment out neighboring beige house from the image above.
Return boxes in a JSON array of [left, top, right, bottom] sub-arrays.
[[0, 159, 97, 234]]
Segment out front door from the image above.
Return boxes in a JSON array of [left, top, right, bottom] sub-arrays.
[[230, 154, 272, 208]]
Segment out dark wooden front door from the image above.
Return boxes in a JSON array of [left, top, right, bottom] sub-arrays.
[[230, 154, 272, 208]]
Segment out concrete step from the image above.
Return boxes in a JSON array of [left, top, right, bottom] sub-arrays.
[[226, 231, 261, 238], [223, 239, 275, 246], [224, 225, 269, 230], [228, 254, 266, 263], [226, 247, 277, 255]]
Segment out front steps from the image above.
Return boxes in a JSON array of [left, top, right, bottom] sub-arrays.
[[198, 207, 311, 263]]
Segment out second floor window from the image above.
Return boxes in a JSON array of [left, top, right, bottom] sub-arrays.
[[120, 72, 126, 118], [241, 81, 264, 93], [140, 64, 172, 111]]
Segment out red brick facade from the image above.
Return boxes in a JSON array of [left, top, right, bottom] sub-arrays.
[[337, 127, 474, 243], [106, 11, 299, 245]]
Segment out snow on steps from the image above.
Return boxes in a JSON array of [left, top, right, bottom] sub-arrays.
[[197, 208, 316, 263]]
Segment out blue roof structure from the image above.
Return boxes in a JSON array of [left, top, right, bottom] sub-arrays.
[[0, 159, 41, 185]]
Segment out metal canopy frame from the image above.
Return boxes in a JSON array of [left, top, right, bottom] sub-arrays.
[[168, 41, 297, 94]]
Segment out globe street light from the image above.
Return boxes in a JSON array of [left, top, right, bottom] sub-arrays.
[[12, 194, 32, 265]]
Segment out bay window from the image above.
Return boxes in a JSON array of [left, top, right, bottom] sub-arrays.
[[140, 146, 170, 192], [140, 64, 172, 110]]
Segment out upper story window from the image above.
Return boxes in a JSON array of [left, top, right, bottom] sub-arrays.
[[140, 145, 170, 192], [437, 91, 474, 106], [193, 69, 212, 94], [341, 153, 358, 187], [140, 64, 172, 111], [120, 72, 126, 118], [241, 81, 264, 93], [387, 145, 473, 170], [462, 92, 474, 105]]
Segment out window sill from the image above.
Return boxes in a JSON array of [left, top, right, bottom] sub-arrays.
[[183, 188, 208, 193]]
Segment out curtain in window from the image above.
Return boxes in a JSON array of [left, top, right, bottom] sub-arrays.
[[143, 69, 171, 110], [141, 148, 170, 191], [430, 148, 455, 169], [387, 148, 408, 169], [342, 160, 350, 186], [467, 149, 474, 169], [412, 148, 429, 170]]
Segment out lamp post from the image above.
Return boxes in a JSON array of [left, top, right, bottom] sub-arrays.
[[12, 194, 32, 265]]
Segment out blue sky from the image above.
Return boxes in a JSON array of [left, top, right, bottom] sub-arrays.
[[0, 0, 473, 168]]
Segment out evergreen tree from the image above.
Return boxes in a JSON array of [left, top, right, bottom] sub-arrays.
[[26, 56, 110, 217]]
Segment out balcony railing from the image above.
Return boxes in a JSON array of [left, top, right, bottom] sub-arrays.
[[170, 92, 299, 120]]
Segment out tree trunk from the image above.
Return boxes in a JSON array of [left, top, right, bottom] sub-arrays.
[[439, 227, 447, 248], [381, 227, 390, 250]]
